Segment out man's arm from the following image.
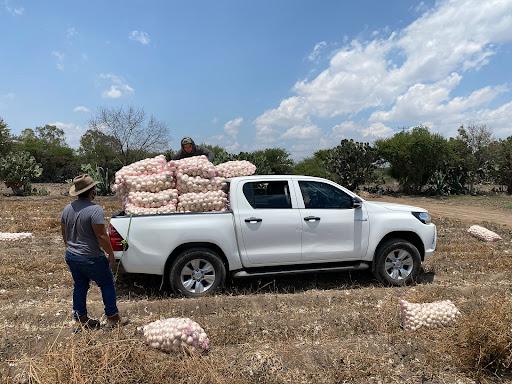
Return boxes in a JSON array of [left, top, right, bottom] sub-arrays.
[[197, 145, 215, 162], [172, 150, 184, 160], [60, 223, 67, 247], [93, 224, 115, 269]]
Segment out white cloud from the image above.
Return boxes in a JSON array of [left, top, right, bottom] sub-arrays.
[[5, 1, 24, 15], [52, 51, 65, 70], [52, 122, 85, 149], [99, 74, 134, 98], [67, 27, 77, 39], [280, 124, 322, 140], [252, 0, 512, 149], [210, 134, 225, 141], [73, 106, 89, 112], [472, 101, 512, 137], [224, 117, 243, 138], [370, 73, 508, 122], [129, 30, 150, 45], [362, 122, 394, 138], [308, 41, 327, 61], [225, 142, 240, 153], [329, 121, 394, 143]]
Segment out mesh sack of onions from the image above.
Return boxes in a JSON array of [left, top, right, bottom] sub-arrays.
[[177, 190, 228, 212], [143, 317, 209, 353], [467, 225, 502, 242], [127, 189, 179, 208], [400, 298, 462, 331], [176, 173, 226, 194], [125, 202, 176, 215], [215, 160, 256, 178], [0, 232, 33, 242], [112, 156, 175, 202], [174, 155, 216, 178], [117, 155, 168, 176]]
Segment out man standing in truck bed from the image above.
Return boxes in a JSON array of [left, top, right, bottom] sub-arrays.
[[172, 137, 215, 163]]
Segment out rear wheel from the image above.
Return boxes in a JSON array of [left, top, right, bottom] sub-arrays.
[[169, 248, 226, 297], [374, 239, 421, 285]]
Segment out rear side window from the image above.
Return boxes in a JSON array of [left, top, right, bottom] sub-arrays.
[[299, 181, 352, 209], [243, 181, 292, 209]]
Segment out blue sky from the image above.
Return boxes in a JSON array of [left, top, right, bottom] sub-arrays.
[[1, 0, 512, 160]]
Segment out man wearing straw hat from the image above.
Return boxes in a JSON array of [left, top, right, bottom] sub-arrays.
[[61, 174, 128, 330]]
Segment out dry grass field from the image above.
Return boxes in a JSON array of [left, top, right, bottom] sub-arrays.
[[1, 186, 512, 383]]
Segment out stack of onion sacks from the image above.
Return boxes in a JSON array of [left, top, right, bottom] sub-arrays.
[[143, 317, 209, 353], [112, 155, 178, 215], [400, 298, 462, 331], [175, 156, 228, 212]]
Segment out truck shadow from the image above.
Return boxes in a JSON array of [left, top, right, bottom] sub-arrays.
[[114, 269, 436, 300]]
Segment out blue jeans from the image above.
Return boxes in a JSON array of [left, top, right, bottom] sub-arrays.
[[65, 251, 118, 319]]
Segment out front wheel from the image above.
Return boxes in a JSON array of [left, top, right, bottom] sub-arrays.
[[169, 248, 226, 297], [373, 239, 421, 285]]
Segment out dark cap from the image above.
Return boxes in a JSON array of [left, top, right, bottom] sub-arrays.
[[181, 137, 193, 145]]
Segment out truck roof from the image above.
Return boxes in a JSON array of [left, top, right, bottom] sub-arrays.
[[226, 175, 327, 181]]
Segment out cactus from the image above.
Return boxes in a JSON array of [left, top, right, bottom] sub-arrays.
[[0, 151, 43, 196]]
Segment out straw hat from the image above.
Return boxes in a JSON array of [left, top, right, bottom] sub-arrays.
[[69, 174, 101, 196]]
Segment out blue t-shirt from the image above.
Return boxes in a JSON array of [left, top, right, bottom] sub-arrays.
[[61, 200, 106, 258]]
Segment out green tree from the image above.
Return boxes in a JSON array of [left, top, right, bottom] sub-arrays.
[[16, 125, 77, 182], [199, 143, 231, 165], [0, 117, 12, 156], [252, 148, 294, 174], [78, 129, 123, 172], [0, 150, 43, 195], [325, 139, 380, 191], [88, 105, 169, 165], [293, 150, 334, 180], [491, 136, 512, 195], [228, 151, 272, 175], [455, 124, 494, 194], [375, 126, 451, 194]]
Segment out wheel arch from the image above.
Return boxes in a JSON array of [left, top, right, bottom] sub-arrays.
[[163, 242, 230, 278], [373, 231, 425, 269]]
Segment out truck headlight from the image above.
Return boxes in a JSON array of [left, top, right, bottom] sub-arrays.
[[412, 212, 431, 224]]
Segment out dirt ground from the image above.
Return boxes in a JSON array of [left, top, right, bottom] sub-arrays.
[[1, 185, 512, 383], [376, 195, 512, 228]]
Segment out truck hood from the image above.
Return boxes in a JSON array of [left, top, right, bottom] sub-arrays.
[[365, 201, 427, 213]]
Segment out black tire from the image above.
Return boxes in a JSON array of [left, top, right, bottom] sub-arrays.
[[373, 238, 421, 286], [169, 248, 226, 297]]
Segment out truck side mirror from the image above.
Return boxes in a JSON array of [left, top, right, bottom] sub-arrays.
[[352, 197, 363, 209]]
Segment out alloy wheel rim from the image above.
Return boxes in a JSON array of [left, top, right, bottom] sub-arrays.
[[180, 258, 216, 294], [384, 249, 414, 281]]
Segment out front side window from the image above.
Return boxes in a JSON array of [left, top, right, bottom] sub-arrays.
[[243, 181, 292, 209], [299, 181, 352, 209]]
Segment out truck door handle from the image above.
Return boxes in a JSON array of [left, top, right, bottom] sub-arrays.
[[304, 216, 321, 222], [245, 217, 262, 223]]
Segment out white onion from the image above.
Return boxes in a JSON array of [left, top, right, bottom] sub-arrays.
[[215, 160, 256, 178], [400, 298, 461, 330], [143, 317, 209, 353], [0, 232, 33, 242], [177, 190, 228, 212], [173, 156, 216, 179], [467, 225, 502, 242]]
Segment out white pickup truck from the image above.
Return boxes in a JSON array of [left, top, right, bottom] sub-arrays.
[[109, 175, 436, 297]]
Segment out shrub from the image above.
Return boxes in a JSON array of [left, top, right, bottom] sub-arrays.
[[0, 150, 43, 195]]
